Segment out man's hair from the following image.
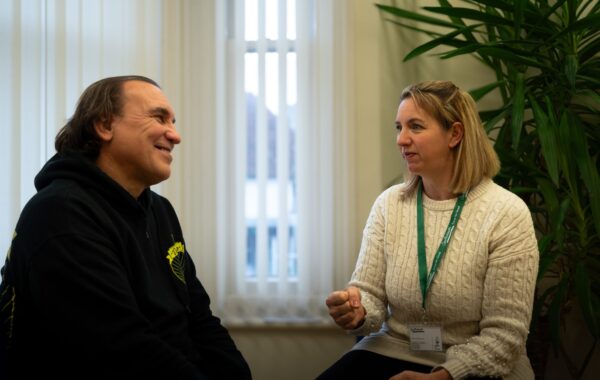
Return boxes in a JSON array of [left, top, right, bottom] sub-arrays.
[[55, 75, 160, 159], [399, 80, 500, 195]]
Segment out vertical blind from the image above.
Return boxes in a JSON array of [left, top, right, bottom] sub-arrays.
[[0, 0, 163, 263], [215, 0, 356, 325]]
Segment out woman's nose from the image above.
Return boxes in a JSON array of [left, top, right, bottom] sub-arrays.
[[396, 128, 409, 146]]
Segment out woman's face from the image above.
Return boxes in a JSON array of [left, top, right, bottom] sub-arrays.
[[395, 98, 460, 181]]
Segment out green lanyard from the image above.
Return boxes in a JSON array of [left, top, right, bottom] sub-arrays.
[[417, 181, 468, 310]]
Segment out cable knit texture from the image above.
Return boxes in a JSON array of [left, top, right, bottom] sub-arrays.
[[348, 178, 538, 380]]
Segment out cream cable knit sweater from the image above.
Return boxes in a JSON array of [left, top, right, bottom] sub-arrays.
[[349, 178, 539, 380]]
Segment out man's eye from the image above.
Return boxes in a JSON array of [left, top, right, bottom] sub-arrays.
[[154, 115, 166, 123]]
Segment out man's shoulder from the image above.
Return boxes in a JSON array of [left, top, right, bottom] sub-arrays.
[[24, 178, 92, 214], [16, 178, 112, 241]]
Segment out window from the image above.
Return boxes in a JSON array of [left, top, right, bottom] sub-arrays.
[[215, 0, 355, 325], [243, 0, 298, 281]]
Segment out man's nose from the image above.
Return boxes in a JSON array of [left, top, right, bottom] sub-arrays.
[[166, 127, 181, 144]]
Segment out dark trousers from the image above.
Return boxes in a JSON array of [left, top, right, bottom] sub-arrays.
[[315, 349, 500, 380]]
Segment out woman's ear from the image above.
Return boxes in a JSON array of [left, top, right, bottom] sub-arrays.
[[94, 118, 113, 142], [449, 121, 464, 148]]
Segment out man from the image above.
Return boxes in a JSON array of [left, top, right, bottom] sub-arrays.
[[0, 76, 251, 379]]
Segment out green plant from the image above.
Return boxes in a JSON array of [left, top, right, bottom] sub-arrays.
[[375, 0, 600, 378]]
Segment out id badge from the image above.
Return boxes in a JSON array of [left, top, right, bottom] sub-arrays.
[[408, 324, 443, 351]]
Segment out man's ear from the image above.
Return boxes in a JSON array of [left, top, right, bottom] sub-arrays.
[[449, 121, 464, 148], [94, 118, 113, 142]]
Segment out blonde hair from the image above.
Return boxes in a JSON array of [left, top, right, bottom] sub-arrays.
[[398, 80, 500, 195]]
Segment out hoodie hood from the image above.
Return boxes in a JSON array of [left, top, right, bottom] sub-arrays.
[[34, 153, 152, 212]]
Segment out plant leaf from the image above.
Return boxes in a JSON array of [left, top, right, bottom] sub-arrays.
[[557, 112, 577, 193], [423, 6, 514, 26], [473, 0, 515, 13], [537, 234, 552, 256], [469, 80, 505, 101], [482, 106, 509, 134], [529, 95, 560, 185], [548, 277, 569, 352], [567, 112, 600, 237], [576, 89, 600, 106], [513, 0, 525, 38], [554, 198, 571, 248], [403, 25, 478, 62], [565, 54, 578, 88], [435, 0, 484, 52], [439, 44, 483, 59], [536, 177, 559, 217], [537, 242, 559, 281], [375, 4, 460, 29], [558, 13, 600, 36], [383, 19, 446, 37], [476, 47, 556, 71], [579, 34, 600, 63], [575, 262, 600, 337], [511, 72, 525, 150], [531, 283, 557, 332]]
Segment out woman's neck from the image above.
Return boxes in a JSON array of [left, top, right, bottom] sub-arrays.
[[421, 177, 455, 200]]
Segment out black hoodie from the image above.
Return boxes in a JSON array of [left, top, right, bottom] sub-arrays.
[[0, 153, 251, 380]]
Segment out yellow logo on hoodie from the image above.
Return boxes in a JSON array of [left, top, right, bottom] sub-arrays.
[[166, 242, 186, 284]]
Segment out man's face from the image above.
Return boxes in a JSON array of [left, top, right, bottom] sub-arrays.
[[96, 80, 181, 197]]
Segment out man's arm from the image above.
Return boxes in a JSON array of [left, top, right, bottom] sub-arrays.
[[185, 255, 252, 379]]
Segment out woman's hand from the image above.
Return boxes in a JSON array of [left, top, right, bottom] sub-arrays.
[[389, 369, 452, 380], [325, 286, 366, 330]]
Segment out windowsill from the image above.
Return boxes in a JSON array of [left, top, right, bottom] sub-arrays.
[[224, 317, 341, 331]]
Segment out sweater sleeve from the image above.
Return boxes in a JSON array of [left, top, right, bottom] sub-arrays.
[[440, 200, 539, 379], [348, 190, 390, 336]]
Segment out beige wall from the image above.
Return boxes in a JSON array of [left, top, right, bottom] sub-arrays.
[[230, 326, 355, 380]]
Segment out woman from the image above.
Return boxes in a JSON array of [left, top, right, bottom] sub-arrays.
[[317, 81, 538, 380]]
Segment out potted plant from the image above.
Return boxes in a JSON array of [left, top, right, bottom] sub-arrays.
[[374, 1, 600, 378]]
